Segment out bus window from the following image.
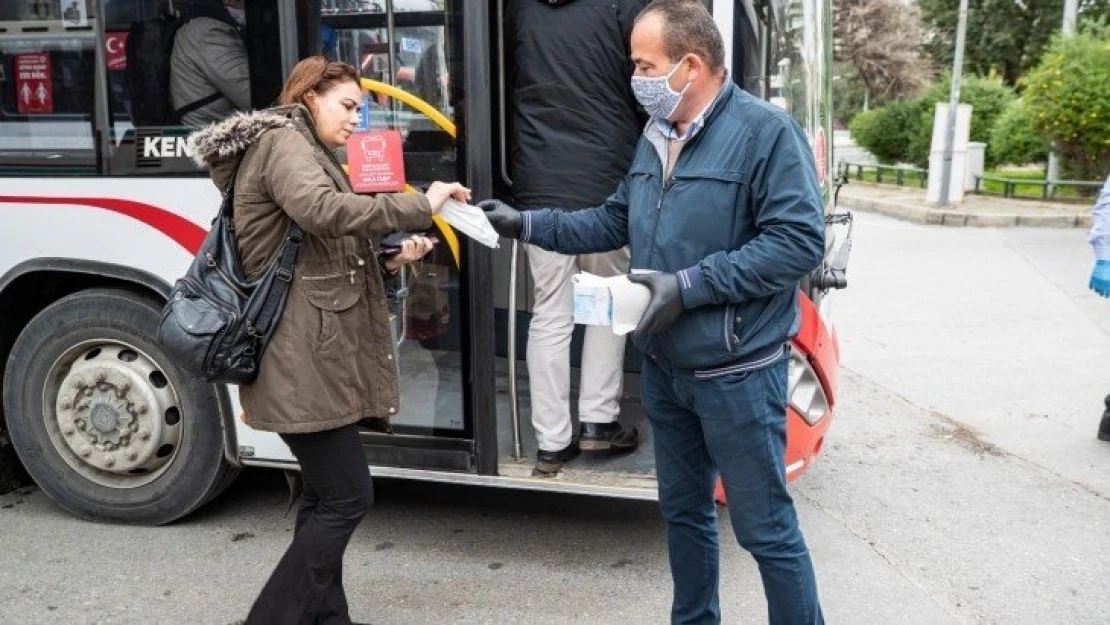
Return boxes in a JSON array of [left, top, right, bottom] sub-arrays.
[[323, 0, 454, 180], [102, 0, 283, 176], [731, 2, 763, 98], [0, 4, 98, 175], [764, 0, 832, 192], [321, 1, 466, 436]]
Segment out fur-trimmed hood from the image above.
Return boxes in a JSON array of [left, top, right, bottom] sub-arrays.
[[188, 106, 303, 189], [189, 107, 294, 169]]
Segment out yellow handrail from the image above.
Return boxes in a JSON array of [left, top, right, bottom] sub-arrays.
[[360, 77, 461, 268]]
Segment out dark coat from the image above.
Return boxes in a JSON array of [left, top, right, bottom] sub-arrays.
[[507, 0, 648, 209], [523, 84, 827, 372]]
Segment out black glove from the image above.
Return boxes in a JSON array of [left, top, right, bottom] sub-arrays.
[[627, 272, 683, 335], [477, 199, 523, 240]]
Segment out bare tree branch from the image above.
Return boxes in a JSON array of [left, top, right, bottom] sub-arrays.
[[833, 0, 934, 102]]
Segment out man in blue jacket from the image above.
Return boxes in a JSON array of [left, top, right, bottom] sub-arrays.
[[481, 2, 825, 622]]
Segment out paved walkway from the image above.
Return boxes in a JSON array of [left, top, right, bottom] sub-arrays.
[[838, 182, 1093, 228]]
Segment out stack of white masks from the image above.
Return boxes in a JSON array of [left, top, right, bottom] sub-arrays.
[[572, 272, 651, 336], [440, 199, 501, 248]]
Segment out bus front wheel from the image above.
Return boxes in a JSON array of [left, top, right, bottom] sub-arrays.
[[2, 288, 237, 525]]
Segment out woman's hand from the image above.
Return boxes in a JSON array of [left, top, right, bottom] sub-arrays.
[[383, 235, 436, 273], [424, 182, 472, 213]]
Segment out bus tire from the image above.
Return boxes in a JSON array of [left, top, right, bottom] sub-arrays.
[[2, 287, 237, 525]]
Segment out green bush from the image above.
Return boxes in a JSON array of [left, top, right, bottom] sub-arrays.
[[990, 99, 1050, 166], [906, 75, 1017, 168], [1023, 26, 1110, 181], [849, 102, 917, 164]]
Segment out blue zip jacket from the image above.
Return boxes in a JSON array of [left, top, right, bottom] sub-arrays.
[[522, 82, 826, 373]]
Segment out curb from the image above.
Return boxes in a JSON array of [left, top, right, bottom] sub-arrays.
[[839, 195, 1092, 229]]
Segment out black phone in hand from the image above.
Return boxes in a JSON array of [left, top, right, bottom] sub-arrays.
[[379, 231, 438, 256]]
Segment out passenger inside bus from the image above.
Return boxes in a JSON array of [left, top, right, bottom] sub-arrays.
[[169, 0, 251, 127], [505, 0, 648, 476]]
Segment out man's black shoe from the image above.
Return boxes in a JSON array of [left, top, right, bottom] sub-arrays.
[[579, 422, 640, 453], [533, 441, 580, 476], [1099, 394, 1110, 442]]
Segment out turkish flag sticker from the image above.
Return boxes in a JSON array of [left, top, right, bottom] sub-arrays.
[[106, 32, 129, 71]]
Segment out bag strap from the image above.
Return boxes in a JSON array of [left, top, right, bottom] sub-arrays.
[[246, 225, 302, 338], [220, 163, 305, 338], [174, 92, 223, 119]]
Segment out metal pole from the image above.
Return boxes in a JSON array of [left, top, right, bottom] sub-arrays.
[[507, 241, 523, 460], [1047, 0, 1079, 191], [1063, 0, 1079, 36], [937, 0, 969, 208], [496, 0, 513, 187], [385, 0, 399, 125]]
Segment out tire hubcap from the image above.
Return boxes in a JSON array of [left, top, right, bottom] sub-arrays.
[[47, 341, 183, 488]]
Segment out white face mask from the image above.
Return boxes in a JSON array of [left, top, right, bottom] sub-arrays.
[[442, 199, 500, 249], [631, 57, 691, 121], [226, 7, 246, 27]]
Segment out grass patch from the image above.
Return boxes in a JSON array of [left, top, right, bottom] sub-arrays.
[[978, 168, 1095, 200]]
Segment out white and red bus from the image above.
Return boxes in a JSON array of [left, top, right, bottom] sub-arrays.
[[0, 0, 850, 524]]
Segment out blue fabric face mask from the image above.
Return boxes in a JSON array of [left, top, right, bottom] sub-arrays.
[[631, 58, 691, 121]]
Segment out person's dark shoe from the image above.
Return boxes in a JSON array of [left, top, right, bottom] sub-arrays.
[[1099, 395, 1110, 442], [579, 422, 640, 453], [533, 441, 580, 477]]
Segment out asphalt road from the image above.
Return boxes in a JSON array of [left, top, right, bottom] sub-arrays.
[[2, 212, 1108, 624]]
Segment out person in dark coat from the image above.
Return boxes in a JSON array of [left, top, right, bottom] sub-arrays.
[[506, 0, 648, 475]]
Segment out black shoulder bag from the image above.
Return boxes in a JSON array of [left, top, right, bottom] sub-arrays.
[[157, 175, 303, 384]]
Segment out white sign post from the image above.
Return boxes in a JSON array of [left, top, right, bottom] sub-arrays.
[[926, 103, 972, 205]]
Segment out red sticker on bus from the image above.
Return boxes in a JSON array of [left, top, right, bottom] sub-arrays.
[[15, 53, 53, 114], [106, 32, 129, 71], [814, 127, 827, 185], [346, 130, 407, 193]]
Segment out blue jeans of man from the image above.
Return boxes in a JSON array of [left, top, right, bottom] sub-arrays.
[[642, 356, 823, 625]]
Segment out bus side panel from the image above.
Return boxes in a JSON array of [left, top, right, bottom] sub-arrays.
[[0, 178, 294, 464]]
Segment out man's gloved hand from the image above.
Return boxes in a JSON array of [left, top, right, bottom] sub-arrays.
[[628, 272, 683, 335], [477, 200, 523, 240], [1090, 260, 1110, 298]]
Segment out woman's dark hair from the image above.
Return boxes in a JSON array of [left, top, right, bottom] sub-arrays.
[[277, 56, 360, 107]]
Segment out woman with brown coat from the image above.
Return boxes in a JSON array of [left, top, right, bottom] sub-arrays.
[[189, 56, 470, 625]]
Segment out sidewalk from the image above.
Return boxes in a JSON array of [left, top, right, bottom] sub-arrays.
[[838, 182, 1093, 228]]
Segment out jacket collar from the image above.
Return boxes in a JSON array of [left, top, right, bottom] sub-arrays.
[[650, 73, 733, 142], [643, 80, 738, 172]]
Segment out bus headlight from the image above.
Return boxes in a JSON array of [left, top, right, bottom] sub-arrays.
[[787, 346, 829, 425]]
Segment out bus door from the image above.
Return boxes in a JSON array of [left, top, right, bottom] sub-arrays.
[[483, 0, 661, 493], [484, 0, 842, 492], [308, 0, 499, 477]]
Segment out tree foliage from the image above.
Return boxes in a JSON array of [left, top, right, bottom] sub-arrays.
[[850, 75, 1018, 168], [849, 103, 920, 164], [918, 0, 1110, 86], [1023, 25, 1110, 179], [990, 99, 1050, 166], [907, 75, 1017, 168]]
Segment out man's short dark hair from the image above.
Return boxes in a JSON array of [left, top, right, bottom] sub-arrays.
[[637, 0, 725, 73]]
